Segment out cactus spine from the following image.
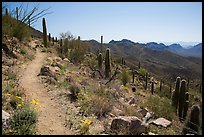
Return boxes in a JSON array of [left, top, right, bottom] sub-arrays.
[[178, 79, 187, 120], [98, 53, 102, 72], [172, 77, 181, 111], [105, 48, 111, 79], [42, 18, 47, 47]]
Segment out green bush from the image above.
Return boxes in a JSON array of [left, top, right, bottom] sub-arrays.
[[144, 94, 176, 120], [138, 67, 148, 76], [9, 107, 37, 135], [2, 14, 31, 41], [69, 84, 80, 101], [20, 48, 27, 55], [120, 69, 130, 86]]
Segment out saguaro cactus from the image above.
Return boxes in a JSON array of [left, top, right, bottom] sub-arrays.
[[132, 70, 135, 83], [145, 72, 148, 90], [182, 92, 189, 120], [48, 33, 51, 42], [105, 48, 111, 79], [182, 105, 200, 135], [151, 80, 154, 95], [60, 39, 63, 54], [159, 79, 162, 92], [138, 61, 140, 69], [78, 36, 80, 48], [172, 77, 181, 111], [42, 18, 47, 47], [178, 79, 187, 120], [100, 35, 103, 52], [98, 53, 103, 72], [16, 7, 18, 20], [5, 8, 8, 16]]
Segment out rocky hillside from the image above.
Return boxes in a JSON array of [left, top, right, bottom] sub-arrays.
[[2, 33, 202, 135]]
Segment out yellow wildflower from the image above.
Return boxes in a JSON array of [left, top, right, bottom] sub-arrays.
[[34, 107, 38, 110], [39, 105, 42, 108], [31, 99, 37, 104], [17, 104, 22, 107], [16, 96, 22, 99]]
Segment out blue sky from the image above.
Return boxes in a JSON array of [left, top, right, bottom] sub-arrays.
[[3, 2, 202, 46]]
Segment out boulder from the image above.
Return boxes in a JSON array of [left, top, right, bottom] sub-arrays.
[[111, 106, 125, 117], [2, 110, 10, 128], [110, 116, 148, 135], [150, 117, 172, 128], [38, 65, 57, 81]]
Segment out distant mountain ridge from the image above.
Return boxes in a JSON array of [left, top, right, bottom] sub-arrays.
[[108, 39, 202, 58], [85, 39, 202, 82]]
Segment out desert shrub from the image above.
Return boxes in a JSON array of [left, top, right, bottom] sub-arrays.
[[77, 87, 114, 118], [143, 94, 176, 120], [20, 48, 27, 55], [79, 123, 90, 135], [120, 69, 130, 86], [155, 84, 171, 99], [9, 107, 37, 135], [2, 14, 31, 41], [68, 84, 80, 101], [138, 67, 148, 76]]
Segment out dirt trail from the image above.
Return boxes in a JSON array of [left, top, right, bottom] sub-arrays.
[[18, 48, 71, 135]]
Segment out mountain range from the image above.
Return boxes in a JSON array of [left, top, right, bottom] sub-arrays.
[[84, 39, 202, 82], [108, 39, 202, 58]]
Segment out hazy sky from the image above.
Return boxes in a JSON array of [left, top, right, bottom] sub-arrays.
[[3, 2, 202, 46]]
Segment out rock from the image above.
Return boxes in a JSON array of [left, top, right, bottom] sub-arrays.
[[110, 116, 148, 135], [128, 97, 136, 105], [46, 76, 57, 84], [111, 106, 125, 116], [138, 108, 149, 117], [142, 112, 152, 122], [151, 118, 172, 128], [63, 58, 70, 62], [2, 110, 10, 128], [54, 56, 62, 63], [148, 132, 158, 135], [38, 65, 57, 81]]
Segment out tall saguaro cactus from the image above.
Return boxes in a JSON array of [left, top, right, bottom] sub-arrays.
[[100, 35, 103, 52], [145, 72, 148, 90], [172, 77, 181, 111], [182, 105, 200, 135], [42, 18, 48, 48], [78, 36, 80, 49], [98, 53, 103, 72], [16, 7, 19, 20], [183, 92, 189, 120], [159, 79, 162, 92], [48, 33, 51, 42], [178, 79, 187, 120], [132, 70, 135, 83], [138, 61, 141, 69], [151, 80, 154, 95], [105, 48, 111, 79]]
